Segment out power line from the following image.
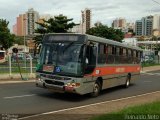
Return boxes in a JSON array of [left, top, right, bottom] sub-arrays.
[[152, 0, 160, 6]]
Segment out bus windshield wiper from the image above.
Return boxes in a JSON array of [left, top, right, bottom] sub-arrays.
[[63, 42, 75, 53]]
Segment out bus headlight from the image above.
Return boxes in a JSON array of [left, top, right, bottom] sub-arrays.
[[36, 75, 43, 82], [66, 82, 80, 88]]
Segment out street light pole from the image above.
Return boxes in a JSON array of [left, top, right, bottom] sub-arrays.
[[23, 18, 28, 80], [23, 18, 27, 53]]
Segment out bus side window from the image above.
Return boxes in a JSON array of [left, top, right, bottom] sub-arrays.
[[107, 45, 114, 64], [122, 48, 127, 64], [98, 43, 106, 64], [85, 44, 97, 74], [115, 46, 120, 64]]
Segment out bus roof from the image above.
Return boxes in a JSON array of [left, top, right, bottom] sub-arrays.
[[44, 33, 142, 51], [87, 34, 142, 51]]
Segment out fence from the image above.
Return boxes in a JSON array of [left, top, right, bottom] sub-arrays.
[[0, 54, 37, 80], [141, 54, 160, 67]]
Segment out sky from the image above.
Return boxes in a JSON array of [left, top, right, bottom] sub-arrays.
[[0, 0, 160, 31]]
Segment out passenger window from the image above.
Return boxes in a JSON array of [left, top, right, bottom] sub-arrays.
[[98, 43, 106, 64]]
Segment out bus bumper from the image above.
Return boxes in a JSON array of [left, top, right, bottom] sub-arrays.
[[35, 79, 84, 95]]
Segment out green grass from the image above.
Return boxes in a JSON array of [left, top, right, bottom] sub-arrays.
[[141, 60, 160, 67], [142, 63, 160, 67], [91, 101, 160, 120]]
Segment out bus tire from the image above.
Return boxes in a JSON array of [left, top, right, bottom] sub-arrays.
[[124, 75, 131, 88], [90, 81, 101, 97]]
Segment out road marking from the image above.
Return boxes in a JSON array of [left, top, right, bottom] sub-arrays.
[[142, 72, 160, 76], [0, 80, 35, 84], [19, 90, 160, 120], [144, 81, 152, 83], [3, 94, 36, 99]]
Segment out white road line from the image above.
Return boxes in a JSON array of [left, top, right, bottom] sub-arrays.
[[142, 73, 160, 76], [19, 91, 160, 120], [3, 94, 36, 99], [144, 81, 152, 83]]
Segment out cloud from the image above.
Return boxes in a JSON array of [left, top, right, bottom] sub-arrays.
[[0, 0, 160, 31]]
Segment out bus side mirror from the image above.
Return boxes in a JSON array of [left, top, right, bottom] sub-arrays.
[[12, 48, 18, 53]]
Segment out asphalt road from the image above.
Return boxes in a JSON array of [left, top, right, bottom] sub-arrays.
[[0, 70, 160, 117]]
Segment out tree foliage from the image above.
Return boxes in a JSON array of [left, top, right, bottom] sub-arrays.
[[33, 15, 77, 55], [13, 36, 24, 45], [86, 24, 124, 42], [35, 14, 77, 34], [0, 19, 14, 49]]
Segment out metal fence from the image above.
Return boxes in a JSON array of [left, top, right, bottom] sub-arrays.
[[0, 55, 37, 80]]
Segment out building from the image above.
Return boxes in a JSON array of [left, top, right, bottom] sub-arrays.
[[37, 14, 52, 29], [70, 24, 82, 33], [153, 14, 160, 30], [94, 21, 102, 27], [135, 16, 153, 36], [112, 18, 136, 33], [12, 24, 17, 35], [135, 20, 143, 36], [16, 14, 26, 36], [81, 8, 91, 33], [122, 38, 137, 46], [13, 8, 39, 36], [153, 14, 160, 36], [126, 23, 135, 31], [112, 18, 126, 29], [26, 8, 39, 35]]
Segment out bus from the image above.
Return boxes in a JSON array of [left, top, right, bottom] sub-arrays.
[[36, 33, 142, 97], [0, 50, 6, 63]]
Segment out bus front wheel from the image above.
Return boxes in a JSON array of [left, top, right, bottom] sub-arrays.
[[90, 81, 101, 97]]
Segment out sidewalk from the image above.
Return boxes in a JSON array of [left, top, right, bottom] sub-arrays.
[[141, 65, 160, 72], [0, 73, 35, 84], [0, 73, 35, 80]]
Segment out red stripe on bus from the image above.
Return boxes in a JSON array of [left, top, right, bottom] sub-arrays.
[[85, 65, 141, 77]]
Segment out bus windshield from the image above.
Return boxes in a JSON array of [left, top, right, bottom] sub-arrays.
[[39, 42, 84, 76]]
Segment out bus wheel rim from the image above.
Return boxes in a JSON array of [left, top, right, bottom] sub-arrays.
[[94, 84, 99, 93], [126, 80, 129, 86]]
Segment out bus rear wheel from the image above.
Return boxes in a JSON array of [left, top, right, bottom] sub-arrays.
[[90, 81, 101, 97]]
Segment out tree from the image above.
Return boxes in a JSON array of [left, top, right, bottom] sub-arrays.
[[35, 14, 77, 34], [86, 25, 124, 42], [13, 36, 24, 45], [33, 14, 77, 55], [0, 19, 14, 49]]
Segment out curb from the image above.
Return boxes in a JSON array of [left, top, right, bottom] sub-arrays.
[[0, 80, 35, 84]]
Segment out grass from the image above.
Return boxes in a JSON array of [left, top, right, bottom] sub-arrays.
[[141, 61, 160, 67], [142, 62, 160, 67], [0, 60, 37, 74], [91, 101, 160, 120]]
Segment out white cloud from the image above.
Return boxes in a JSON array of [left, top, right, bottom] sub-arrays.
[[0, 0, 160, 31]]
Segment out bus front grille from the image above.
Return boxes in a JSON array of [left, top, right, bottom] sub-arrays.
[[41, 74, 71, 80], [45, 80, 64, 86]]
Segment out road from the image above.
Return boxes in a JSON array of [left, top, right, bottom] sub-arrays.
[[0, 70, 160, 118]]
